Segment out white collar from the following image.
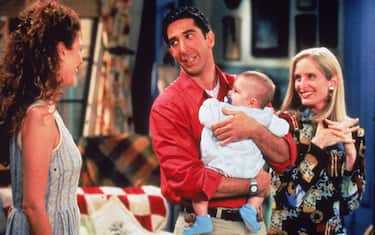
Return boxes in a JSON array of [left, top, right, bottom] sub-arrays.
[[205, 79, 220, 98]]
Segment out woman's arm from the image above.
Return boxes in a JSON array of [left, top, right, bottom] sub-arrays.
[[313, 118, 365, 214], [21, 106, 58, 235], [340, 128, 366, 215], [288, 118, 362, 193]]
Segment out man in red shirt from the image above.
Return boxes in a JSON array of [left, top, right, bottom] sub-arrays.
[[149, 7, 297, 235]]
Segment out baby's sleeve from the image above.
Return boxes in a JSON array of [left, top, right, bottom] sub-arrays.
[[199, 98, 220, 127], [268, 114, 290, 137]]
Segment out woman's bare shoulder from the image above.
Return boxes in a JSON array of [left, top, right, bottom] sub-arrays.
[[23, 104, 55, 127]]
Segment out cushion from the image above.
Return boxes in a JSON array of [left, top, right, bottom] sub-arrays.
[[79, 134, 160, 187], [90, 196, 151, 235], [77, 185, 168, 232]]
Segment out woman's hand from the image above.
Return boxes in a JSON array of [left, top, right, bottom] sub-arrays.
[[325, 118, 359, 171], [311, 121, 342, 148], [312, 118, 359, 171], [312, 119, 358, 147], [211, 108, 261, 145]]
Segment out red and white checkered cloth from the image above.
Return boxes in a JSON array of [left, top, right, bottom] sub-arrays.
[[76, 185, 168, 232], [0, 186, 168, 233]]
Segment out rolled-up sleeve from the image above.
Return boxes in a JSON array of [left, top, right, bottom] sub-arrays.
[[268, 132, 297, 173]]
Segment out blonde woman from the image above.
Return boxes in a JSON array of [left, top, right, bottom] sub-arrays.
[[269, 47, 366, 235]]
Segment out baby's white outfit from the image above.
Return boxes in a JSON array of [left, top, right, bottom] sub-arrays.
[[199, 98, 289, 178]]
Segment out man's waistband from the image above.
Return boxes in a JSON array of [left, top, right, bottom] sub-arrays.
[[183, 206, 243, 222]]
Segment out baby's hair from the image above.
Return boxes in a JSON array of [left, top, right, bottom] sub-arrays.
[[238, 71, 275, 108]]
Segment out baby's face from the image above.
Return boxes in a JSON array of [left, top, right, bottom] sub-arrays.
[[228, 76, 254, 107]]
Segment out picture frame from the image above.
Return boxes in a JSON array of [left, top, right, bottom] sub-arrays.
[[295, 14, 316, 52], [251, 0, 290, 57]]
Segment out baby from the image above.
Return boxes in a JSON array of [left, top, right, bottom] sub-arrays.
[[183, 71, 289, 235]]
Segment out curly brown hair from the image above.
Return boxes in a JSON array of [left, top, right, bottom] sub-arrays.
[[0, 1, 81, 165], [0, 1, 80, 133]]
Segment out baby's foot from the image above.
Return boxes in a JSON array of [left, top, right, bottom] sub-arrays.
[[239, 204, 260, 232], [183, 215, 213, 235]]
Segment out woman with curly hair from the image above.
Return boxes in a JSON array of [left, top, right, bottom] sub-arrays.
[[0, 1, 83, 234]]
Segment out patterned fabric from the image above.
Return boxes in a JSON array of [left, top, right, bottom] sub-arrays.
[[6, 103, 82, 235], [76, 186, 168, 232], [269, 108, 366, 235], [79, 134, 160, 187]]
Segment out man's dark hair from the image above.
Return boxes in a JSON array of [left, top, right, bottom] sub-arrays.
[[162, 6, 210, 45]]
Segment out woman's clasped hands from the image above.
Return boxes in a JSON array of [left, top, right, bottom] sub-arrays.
[[312, 118, 359, 170]]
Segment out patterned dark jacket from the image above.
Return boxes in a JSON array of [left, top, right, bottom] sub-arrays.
[[269, 108, 366, 235]]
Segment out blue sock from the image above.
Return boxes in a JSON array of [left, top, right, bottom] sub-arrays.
[[183, 215, 213, 235], [239, 204, 260, 232]]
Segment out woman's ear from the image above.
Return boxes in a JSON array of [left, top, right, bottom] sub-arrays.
[[329, 75, 338, 89], [57, 42, 66, 60]]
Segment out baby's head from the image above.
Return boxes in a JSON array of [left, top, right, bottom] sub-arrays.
[[228, 71, 275, 108]]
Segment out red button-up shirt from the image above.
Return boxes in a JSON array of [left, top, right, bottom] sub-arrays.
[[150, 66, 296, 208]]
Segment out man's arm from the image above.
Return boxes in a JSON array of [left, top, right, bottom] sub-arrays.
[[214, 167, 271, 198], [150, 101, 222, 202], [249, 123, 290, 163], [151, 102, 272, 202]]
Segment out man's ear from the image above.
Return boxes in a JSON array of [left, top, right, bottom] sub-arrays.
[[207, 31, 215, 48]]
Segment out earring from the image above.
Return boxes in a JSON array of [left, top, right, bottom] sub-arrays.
[[329, 86, 335, 96]]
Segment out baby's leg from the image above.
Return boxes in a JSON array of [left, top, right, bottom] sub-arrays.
[[192, 200, 208, 215], [239, 196, 264, 232], [248, 196, 264, 210], [183, 201, 213, 235]]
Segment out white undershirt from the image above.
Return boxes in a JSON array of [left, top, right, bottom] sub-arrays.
[[205, 79, 220, 98]]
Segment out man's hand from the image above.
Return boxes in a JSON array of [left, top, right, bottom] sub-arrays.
[[255, 168, 271, 197], [212, 107, 291, 164], [211, 108, 261, 145]]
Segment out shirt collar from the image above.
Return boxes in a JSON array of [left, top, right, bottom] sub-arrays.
[[178, 66, 234, 104]]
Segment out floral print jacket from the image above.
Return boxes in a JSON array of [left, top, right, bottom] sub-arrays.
[[269, 109, 366, 235]]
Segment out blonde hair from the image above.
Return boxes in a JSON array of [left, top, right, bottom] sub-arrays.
[[238, 71, 275, 108], [280, 47, 348, 122]]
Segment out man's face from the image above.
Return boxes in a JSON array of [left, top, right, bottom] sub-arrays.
[[166, 18, 214, 76]]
